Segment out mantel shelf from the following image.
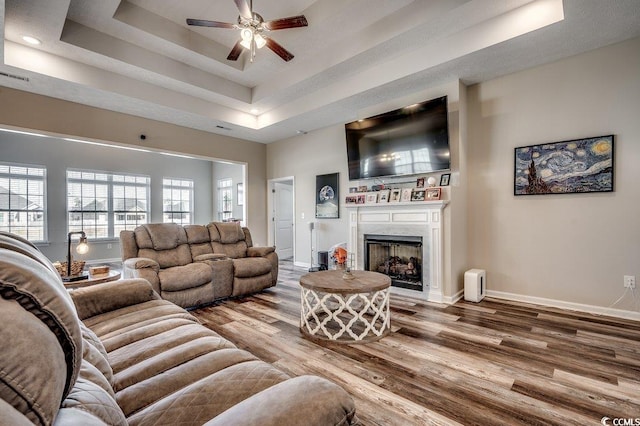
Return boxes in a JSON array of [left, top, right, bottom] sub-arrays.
[[345, 200, 448, 209]]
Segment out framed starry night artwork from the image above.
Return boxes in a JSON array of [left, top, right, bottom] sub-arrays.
[[514, 135, 614, 196]]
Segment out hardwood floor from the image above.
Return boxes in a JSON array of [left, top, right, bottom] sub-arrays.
[[191, 261, 640, 425]]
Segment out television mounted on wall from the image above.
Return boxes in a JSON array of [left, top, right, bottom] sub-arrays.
[[345, 96, 450, 180]]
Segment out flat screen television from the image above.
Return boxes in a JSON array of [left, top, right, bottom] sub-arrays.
[[345, 96, 450, 180]]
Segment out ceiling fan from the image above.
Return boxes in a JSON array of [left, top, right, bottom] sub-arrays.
[[186, 0, 308, 62]]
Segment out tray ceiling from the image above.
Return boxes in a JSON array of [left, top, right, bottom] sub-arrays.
[[2, 0, 640, 143]]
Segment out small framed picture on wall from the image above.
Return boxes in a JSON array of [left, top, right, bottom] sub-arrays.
[[439, 173, 451, 186]]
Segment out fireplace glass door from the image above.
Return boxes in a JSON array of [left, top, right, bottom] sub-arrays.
[[364, 234, 423, 291]]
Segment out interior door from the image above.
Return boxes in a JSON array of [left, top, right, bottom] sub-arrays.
[[274, 181, 294, 260]]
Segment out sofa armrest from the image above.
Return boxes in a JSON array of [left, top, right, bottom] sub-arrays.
[[123, 257, 159, 272], [246, 246, 275, 257], [204, 375, 358, 426], [70, 279, 159, 320], [194, 253, 228, 262]]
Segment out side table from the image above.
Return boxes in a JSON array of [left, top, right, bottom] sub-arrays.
[[299, 269, 391, 344], [63, 270, 121, 289]]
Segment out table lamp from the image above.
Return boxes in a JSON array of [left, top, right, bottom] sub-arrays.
[[63, 231, 89, 282]]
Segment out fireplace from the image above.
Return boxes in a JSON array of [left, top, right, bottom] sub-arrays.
[[348, 201, 445, 301], [364, 234, 423, 292]]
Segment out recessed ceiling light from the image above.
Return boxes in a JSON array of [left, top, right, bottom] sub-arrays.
[[250, 108, 259, 114], [22, 35, 41, 45]]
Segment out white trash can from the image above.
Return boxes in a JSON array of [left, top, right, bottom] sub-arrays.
[[464, 269, 486, 302]]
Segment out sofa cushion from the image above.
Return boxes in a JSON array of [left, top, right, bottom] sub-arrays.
[[232, 257, 272, 278], [212, 241, 249, 259], [184, 225, 211, 244], [58, 372, 126, 426], [208, 222, 245, 244], [205, 375, 358, 426], [126, 360, 289, 425], [0, 297, 69, 426], [158, 263, 212, 292], [140, 223, 187, 250], [80, 323, 115, 389], [0, 234, 83, 425], [138, 244, 192, 269]]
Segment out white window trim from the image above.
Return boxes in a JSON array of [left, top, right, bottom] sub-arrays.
[[67, 169, 150, 239], [163, 177, 194, 225], [0, 161, 47, 242]]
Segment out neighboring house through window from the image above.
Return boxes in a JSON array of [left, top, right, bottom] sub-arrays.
[[217, 178, 232, 221], [0, 162, 46, 242], [67, 170, 150, 239], [163, 178, 194, 225]]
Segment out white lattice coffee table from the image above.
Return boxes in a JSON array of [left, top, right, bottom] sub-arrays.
[[299, 270, 391, 343]]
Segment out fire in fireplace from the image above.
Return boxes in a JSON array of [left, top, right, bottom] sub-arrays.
[[364, 234, 423, 291]]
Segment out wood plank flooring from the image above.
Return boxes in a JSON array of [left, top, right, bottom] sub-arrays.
[[191, 261, 640, 425]]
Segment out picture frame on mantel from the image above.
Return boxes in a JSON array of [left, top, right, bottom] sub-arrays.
[[365, 192, 378, 204], [389, 188, 401, 203], [426, 188, 442, 200], [377, 189, 390, 203], [400, 188, 413, 202]]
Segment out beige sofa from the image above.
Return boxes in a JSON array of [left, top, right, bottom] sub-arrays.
[[120, 222, 278, 308], [0, 231, 359, 425]]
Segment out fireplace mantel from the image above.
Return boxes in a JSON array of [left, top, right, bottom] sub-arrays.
[[347, 201, 448, 302]]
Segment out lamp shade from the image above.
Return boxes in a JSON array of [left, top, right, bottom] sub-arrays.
[[76, 236, 89, 254]]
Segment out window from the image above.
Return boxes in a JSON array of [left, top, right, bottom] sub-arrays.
[[67, 170, 149, 239], [0, 162, 46, 241], [163, 178, 194, 225], [217, 178, 232, 221]]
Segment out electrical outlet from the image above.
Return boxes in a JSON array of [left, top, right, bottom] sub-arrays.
[[624, 275, 636, 289], [107, 243, 112, 249]]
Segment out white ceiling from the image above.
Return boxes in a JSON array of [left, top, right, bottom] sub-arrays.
[[2, 0, 640, 143]]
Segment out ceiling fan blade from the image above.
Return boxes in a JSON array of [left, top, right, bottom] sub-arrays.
[[186, 18, 235, 29], [263, 15, 308, 30], [227, 40, 244, 61], [234, 0, 253, 20], [265, 38, 294, 62]]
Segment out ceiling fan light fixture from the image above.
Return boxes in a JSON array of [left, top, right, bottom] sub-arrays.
[[240, 28, 253, 42], [254, 33, 266, 49], [186, 0, 307, 62]]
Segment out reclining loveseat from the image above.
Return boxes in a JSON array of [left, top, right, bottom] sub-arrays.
[[0, 231, 359, 425], [120, 222, 277, 308]]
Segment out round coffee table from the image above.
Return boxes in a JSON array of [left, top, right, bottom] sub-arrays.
[[299, 270, 391, 343]]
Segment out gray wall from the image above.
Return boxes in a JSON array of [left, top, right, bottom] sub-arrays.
[[0, 131, 214, 262], [266, 81, 467, 301], [466, 36, 640, 312], [0, 87, 269, 245], [266, 36, 640, 315]]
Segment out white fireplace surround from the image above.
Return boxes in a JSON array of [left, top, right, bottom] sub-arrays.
[[347, 201, 447, 302]]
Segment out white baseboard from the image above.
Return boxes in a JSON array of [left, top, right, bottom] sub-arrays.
[[444, 290, 464, 305], [486, 290, 640, 321]]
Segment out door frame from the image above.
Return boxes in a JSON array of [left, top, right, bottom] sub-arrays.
[[267, 176, 295, 263]]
